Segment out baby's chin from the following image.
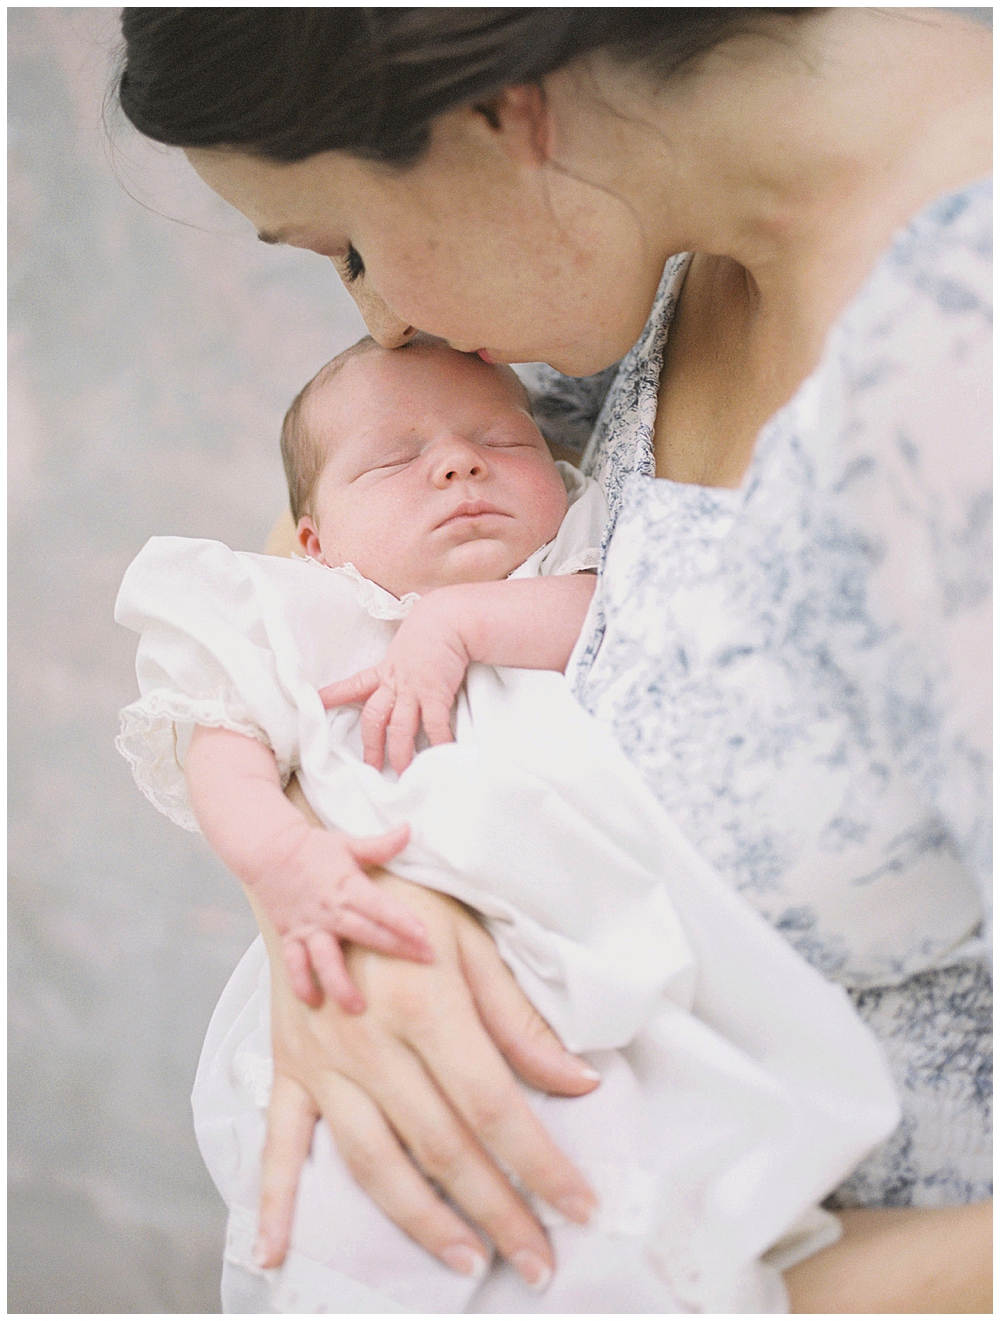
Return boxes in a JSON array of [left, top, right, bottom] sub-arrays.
[[421, 537, 542, 591]]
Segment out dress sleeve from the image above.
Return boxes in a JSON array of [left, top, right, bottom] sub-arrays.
[[514, 361, 620, 456], [114, 537, 301, 831], [809, 181, 992, 927]]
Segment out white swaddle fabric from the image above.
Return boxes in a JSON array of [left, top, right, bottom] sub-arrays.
[[116, 467, 899, 1313]]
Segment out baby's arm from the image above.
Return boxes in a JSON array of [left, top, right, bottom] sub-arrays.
[[184, 725, 433, 1008], [321, 574, 597, 773]]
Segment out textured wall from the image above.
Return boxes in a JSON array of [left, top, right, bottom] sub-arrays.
[[8, 9, 366, 1312]]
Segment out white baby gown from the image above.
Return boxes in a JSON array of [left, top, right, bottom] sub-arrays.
[[115, 466, 899, 1314]]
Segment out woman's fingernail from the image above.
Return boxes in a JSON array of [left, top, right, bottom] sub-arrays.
[[252, 1238, 269, 1269], [511, 1250, 553, 1292], [554, 1192, 596, 1225], [440, 1244, 488, 1279], [575, 1064, 601, 1081]]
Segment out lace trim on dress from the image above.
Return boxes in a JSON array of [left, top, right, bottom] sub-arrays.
[[115, 693, 288, 832], [555, 548, 600, 576], [297, 556, 420, 620]]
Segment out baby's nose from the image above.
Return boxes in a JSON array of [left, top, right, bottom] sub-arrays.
[[431, 439, 486, 485]]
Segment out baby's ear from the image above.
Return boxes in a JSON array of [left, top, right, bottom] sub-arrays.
[[296, 515, 326, 564]]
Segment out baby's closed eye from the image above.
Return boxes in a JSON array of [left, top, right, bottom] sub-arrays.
[[478, 432, 533, 449], [355, 453, 419, 479]]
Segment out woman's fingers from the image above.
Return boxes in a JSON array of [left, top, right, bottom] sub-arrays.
[[416, 1026, 598, 1229], [260, 881, 595, 1289], [314, 1068, 491, 1278], [459, 914, 602, 1097], [403, 934, 597, 1228], [257, 1074, 320, 1268], [345, 1036, 557, 1286], [318, 669, 380, 709]]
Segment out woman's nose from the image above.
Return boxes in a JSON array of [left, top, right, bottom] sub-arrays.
[[337, 269, 417, 349], [430, 438, 488, 487]]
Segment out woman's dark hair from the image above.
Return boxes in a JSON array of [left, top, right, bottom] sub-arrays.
[[118, 8, 813, 167]]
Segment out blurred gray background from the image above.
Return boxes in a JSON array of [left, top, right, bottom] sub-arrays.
[[9, 9, 366, 1312]]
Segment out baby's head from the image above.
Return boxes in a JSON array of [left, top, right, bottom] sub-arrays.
[[282, 336, 568, 597]]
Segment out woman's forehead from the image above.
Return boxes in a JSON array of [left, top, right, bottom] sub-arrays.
[[185, 146, 353, 243]]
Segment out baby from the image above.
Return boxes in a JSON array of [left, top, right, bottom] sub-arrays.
[[183, 335, 599, 1011], [115, 337, 898, 1314]]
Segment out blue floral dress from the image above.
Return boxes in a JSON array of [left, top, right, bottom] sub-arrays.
[[523, 179, 992, 1208]]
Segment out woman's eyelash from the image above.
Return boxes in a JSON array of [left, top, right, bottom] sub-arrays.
[[343, 245, 365, 283]]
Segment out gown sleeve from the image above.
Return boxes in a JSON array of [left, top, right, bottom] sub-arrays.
[[114, 537, 304, 830]]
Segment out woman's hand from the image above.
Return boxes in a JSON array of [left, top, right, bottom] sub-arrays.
[[248, 868, 600, 1289]]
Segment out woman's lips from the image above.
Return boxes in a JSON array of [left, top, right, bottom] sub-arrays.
[[476, 349, 497, 365]]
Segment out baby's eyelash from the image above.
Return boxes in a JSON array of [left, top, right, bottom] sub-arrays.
[[355, 456, 414, 479], [343, 245, 365, 283]]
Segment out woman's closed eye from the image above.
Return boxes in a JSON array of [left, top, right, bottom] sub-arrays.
[[341, 244, 365, 284]]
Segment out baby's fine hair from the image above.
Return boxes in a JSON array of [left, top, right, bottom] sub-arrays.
[[280, 335, 533, 524], [280, 336, 382, 523]]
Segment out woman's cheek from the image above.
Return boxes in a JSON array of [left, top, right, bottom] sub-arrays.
[[374, 249, 499, 345]]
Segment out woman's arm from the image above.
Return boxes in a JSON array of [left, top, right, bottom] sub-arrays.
[[785, 1200, 993, 1314]]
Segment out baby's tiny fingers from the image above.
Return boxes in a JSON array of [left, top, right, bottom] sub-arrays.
[[360, 686, 398, 769], [334, 907, 435, 963], [337, 871, 432, 954], [319, 668, 381, 709], [346, 822, 411, 868], [386, 696, 421, 775], [283, 936, 323, 1008], [306, 930, 365, 1014], [422, 701, 456, 748]]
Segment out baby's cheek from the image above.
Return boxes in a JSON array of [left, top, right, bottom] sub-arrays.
[[538, 473, 570, 539]]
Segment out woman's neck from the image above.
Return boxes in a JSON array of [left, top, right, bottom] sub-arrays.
[[550, 8, 989, 489], [555, 8, 990, 326]]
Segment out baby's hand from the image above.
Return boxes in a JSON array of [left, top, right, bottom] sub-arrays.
[[320, 599, 469, 774], [261, 822, 433, 1011]]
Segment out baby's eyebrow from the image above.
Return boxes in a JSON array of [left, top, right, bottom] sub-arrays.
[[257, 230, 286, 246]]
